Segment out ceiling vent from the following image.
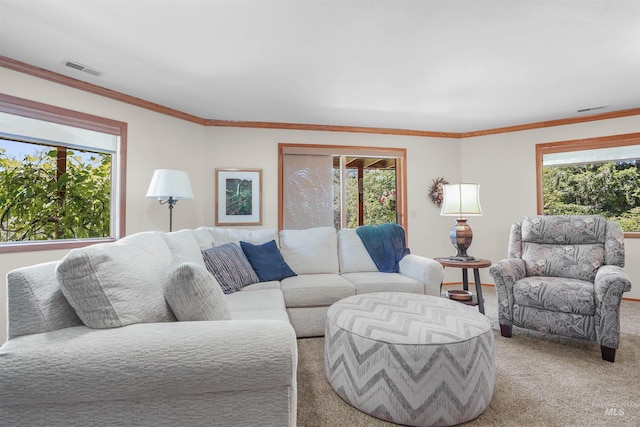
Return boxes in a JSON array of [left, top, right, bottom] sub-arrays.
[[63, 60, 102, 77], [577, 105, 608, 113]]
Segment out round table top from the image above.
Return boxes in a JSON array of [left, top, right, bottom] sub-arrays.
[[434, 257, 492, 268], [326, 292, 491, 345]]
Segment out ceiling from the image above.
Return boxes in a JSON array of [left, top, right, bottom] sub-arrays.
[[1, 0, 639, 133]]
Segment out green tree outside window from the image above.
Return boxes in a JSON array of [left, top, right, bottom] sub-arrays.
[[542, 161, 640, 232], [0, 143, 112, 242]]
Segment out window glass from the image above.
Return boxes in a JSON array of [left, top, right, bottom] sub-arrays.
[[1, 139, 113, 242], [336, 157, 397, 229], [538, 135, 640, 234]]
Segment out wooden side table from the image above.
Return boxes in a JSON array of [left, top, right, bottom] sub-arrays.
[[434, 258, 492, 314]]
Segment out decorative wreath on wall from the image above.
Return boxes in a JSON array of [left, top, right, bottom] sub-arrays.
[[428, 177, 448, 207]]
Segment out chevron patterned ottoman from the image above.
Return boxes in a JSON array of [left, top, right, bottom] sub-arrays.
[[324, 292, 494, 426]]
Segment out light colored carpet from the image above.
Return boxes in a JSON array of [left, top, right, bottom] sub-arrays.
[[296, 286, 640, 426]]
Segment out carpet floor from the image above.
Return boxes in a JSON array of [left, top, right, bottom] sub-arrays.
[[296, 286, 640, 426]]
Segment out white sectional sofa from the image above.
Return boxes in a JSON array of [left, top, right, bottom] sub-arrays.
[[0, 225, 444, 427]]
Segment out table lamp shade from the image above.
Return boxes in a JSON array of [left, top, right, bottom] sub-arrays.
[[146, 169, 193, 200], [440, 183, 482, 217]]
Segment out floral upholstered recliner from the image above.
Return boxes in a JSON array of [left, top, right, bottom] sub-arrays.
[[489, 215, 632, 362]]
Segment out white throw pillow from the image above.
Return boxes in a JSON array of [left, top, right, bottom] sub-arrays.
[[165, 262, 231, 321], [279, 227, 339, 274], [337, 229, 378, 273], [56, 231, 176, 329]]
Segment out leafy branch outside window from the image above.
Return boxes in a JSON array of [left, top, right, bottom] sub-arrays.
[[0, 144, 112, 242], [542, 161, 640, 232]]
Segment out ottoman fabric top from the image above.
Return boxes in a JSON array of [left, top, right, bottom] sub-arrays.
[[327, 292, 491, 345]]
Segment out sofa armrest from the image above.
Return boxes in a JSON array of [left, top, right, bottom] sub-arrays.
[[398, 254, 445, 296], [0, 320, 298, 407], [488, 258, 526, 326], [594, 265, 632, 349]]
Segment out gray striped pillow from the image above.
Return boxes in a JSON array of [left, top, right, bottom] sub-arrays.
[[201, 243, 259, 294]]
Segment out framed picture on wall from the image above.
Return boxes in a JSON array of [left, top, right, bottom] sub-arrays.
[[215, 168, 262, 226]]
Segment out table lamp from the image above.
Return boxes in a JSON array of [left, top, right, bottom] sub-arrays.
[[440, 183, 482, 261]]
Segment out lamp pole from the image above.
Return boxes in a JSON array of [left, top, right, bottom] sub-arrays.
[[161, 196, 178, 232]]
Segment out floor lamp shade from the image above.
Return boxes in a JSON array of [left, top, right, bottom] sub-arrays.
[[146, 169, 193, 200], [146, 169, 193, 231], [440, 183, 482, 261]]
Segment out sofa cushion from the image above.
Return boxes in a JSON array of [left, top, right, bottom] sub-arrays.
[[162, 229, 206, 268], [338, 229, 378, 273], [202, 243, 259, 294], [240, 240, 297, 282], [7, 262, 83, 339], [165, 262, 231, 321], [341, 272, 424, 294], [225, 288, 290, 322], [191, 228, 216, 249], [241, 281, 282, 291], [279, 227, 339, 274], [226, 288, 286, 312], [56, 231, 176, 329], [225, 289, 289, 323], [202, 226, 279, 246], [280, 274, 355, 307]]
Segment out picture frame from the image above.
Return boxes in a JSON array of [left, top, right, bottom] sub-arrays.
[[215, 168, 262, 226]]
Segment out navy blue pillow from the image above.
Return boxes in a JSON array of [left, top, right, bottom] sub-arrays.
[[240, 240, 297, 282]]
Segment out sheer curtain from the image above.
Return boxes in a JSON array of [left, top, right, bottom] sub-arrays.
[[282, 153, 334, 229]]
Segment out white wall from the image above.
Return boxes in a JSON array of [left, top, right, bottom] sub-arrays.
[[461, 115, 640, 300], [1, 66, 638, 345]]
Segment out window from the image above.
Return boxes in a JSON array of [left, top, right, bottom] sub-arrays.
[[0, 94, 127, 252], [536, 133, 640, 236], [279, 144, 406, 231], [334, 156, 398, 229]]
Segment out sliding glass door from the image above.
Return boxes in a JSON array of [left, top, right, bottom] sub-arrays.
[[279, 144, 406, 231]]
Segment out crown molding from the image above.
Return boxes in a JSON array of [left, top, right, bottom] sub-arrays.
[[2, 56, 639, 138], [460, 108, 640, 138], [0, 56, 206, 125], [204, 119, 460, 138]]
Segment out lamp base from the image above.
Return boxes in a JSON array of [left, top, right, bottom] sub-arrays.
[[449, 218, 475, 261]]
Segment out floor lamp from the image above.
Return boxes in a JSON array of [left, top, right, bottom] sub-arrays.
[[146, 169, 193, 232], [440, 183, 483, 261]]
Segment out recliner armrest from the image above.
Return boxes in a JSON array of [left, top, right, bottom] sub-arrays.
[[489, 258, 526, 288], [594, 265, 632, 303], [489, 258, 526, 326], [594, 265, 631, 350]]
